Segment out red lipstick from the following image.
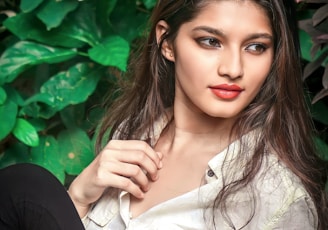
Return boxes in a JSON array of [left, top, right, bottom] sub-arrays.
[[210, 84, 243, 99]]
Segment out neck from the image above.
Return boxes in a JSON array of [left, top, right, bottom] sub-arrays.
[[172, 101, 235, 136], [158, 103, 236, 156]]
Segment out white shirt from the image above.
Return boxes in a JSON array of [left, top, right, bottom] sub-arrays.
[[82, 114, 318, 230]]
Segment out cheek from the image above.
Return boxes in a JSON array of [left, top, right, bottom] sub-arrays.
[[250, 55, 273, 85], [175, 54, 206, 85]]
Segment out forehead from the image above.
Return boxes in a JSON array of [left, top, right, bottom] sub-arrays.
[[183, 1, 272, 33]]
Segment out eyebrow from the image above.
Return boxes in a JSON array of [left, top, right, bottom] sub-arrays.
[[192, 26, 273, 41]]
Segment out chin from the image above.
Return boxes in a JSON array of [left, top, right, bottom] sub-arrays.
[[205, 111, 239, 120]]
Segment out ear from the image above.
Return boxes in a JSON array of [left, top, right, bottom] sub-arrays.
[[156, 20, 175, 62]]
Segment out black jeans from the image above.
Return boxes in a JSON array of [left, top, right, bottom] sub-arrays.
[[0, 163, 85, 230]]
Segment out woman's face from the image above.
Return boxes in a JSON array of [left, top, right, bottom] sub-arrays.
[[167, 1, 274, 119]]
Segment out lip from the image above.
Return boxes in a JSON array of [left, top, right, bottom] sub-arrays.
[[209, 84, 243, 100]]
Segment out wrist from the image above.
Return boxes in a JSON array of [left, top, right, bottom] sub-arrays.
[[67, 188, 91, 218]]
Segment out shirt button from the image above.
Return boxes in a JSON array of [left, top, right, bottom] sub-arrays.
[[207, 169, 215, 177]]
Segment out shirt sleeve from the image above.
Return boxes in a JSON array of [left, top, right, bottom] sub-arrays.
[[272, 196, 318, 230]]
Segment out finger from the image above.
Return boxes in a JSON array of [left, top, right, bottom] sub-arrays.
[[107, 173, 145, 199], [106, 161, 150, 192], [113, 149, 159, 181], [106, 140, 163, 169]]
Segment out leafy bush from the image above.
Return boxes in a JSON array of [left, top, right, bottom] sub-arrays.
[[297, 0, 328, 163], [0, 0, 327, 186], [0, 0, 157, 184]]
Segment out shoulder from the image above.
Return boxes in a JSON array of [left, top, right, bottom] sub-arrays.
[[251, 153, 318, 229]]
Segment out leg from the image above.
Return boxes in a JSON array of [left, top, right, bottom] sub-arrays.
[[0, 163, 84, 230]]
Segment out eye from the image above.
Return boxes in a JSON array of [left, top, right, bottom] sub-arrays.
[[197, 37, 221, 48], [245, 43, 267, 54]]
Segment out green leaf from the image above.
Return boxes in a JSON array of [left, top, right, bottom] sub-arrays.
[[110, 0, 150, 42], [36, 62, 103, 111], [0, 87, 7, 104], [60, 103, 85, 129], [20, 0, 44, 12], [3, 13, 85, 48], [19, 101, 58, 119], [20, 93, 58, 119], [0, 41, 77, 83], [31, 136, 65, 183], [310, 99, 328, 125], [95, 0, 118, 36], [5, 2, 103, 47], [142, 0, 157, 9], [63, 2, 102, 46], [0, 143, 29, 169], [88, 36, 130, 71], [37, 0, 79, 30], [58, 128, 94, 175], [12, 118, 40, 147], [3, 85, 25, 106], [299, 29, 313, 62], [82, 106, 104, 131], [28, 118, 47, 132], [314, 136, 328, 161], [0, 99, 18, 141], [24, 93, 55, 107]]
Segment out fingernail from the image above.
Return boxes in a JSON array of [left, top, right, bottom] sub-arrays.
[[158, 161, 163, 169]]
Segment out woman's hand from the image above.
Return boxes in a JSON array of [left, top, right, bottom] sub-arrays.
[[68, 140, 163, 217]]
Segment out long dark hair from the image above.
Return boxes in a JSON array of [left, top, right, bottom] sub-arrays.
[[97, 0, 327, 229]]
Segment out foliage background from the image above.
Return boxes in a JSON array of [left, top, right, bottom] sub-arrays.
[[0, 0, 327, 187]]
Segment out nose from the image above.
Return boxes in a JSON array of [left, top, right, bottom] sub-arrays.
[[217, 48, 243, 79]]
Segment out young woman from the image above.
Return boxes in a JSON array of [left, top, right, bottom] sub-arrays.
[[0, 0, 327, 229]]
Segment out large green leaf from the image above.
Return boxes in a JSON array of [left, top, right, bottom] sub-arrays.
[[35, 63, 103, 111], [12, 118, 40, 147], [24, 93, 55, 107], [20, 0, 44, 12], [31, 135, 65, 183], [37, 0, 79, 30], [0, 87, 7, 104], [0, 41, 77, 83], [110, 0, 149, 42], [88, 36, 130, 71], [58, 128, 94, 175], [95, 0, 118, 36], [0, 99, 18, 141], [3, 13, 85, 48], [64, 2, 102, 46]]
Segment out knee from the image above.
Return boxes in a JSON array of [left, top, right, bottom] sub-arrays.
[[0, 163, 62, 194]]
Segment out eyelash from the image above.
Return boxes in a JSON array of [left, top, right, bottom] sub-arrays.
[[196, 37, 268, 54], [246, 43, 267, 54], [197, 37, 221, 48]]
